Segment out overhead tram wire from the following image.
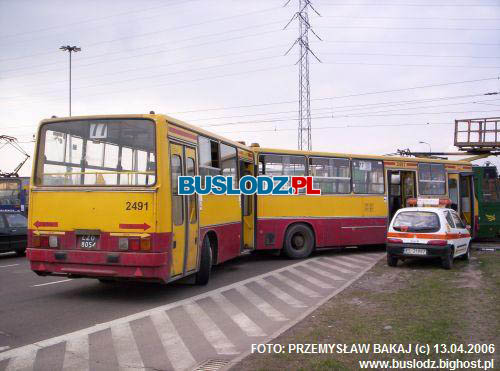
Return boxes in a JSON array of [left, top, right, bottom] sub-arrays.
[[317, 2, 500, 7], [321, 15, 500, 21], [0, 0, 200, 40], [3, 92, 496, 131], [0, 7, 285, 63], [2, 55, 292, 101], [169, 77, 500, 114], [1, 22, 291, 76], [317, 61, 500, 69], [319, 52, 500, 60]]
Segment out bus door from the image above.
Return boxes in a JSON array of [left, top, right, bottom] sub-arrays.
[[388, 170, 416, 219], [239, 159, 254, 251], [460, 174, 474, 229], [170, 143, 199, 277], [448, 173, 459, 211]]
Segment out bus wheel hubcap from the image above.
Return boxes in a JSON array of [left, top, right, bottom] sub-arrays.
[[292, 234, 305, 249]]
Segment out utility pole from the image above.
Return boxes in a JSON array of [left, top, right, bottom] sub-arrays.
[[285, 0, 321, 151], [60, 45, 81, 117]]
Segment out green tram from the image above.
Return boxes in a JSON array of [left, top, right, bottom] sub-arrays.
[[473, 165, 500, 240]]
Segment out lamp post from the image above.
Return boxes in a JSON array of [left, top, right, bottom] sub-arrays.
[[60, 45, 81, 116], [419, 141, 431, 154]]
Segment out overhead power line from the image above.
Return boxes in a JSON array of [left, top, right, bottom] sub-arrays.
[[170, 77, 500, 114]]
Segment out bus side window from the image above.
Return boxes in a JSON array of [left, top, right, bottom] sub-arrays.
[[199, 136, 220, 184]]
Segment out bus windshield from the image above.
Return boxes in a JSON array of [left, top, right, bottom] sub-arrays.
[[0, 179, 21, 206], [36, 119, 156, 186]]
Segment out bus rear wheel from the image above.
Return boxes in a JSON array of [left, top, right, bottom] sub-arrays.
[[283, 224, 314, 259], [195, 236, 212, 285]]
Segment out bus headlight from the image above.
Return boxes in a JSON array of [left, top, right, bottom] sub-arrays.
[[49, 235, 59, 248]]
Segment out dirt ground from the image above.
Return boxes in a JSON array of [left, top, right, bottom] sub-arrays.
[[235, 249, 499, 371]]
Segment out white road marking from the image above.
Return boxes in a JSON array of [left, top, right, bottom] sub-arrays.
[[315, 258, 356, 274], [0, 264, 19, 268], [235, 286, 287, 322], [288, 267, 340, 286], [292, 265, 345, 282], [340, 255, 374, 264], [150, 311, 196, 371], [31, 279, 73, 287], [5, 346, 37, 371], [256, 278, 307, 308], [273, 272, 321, 298], [183, 302, 238, 355], [211, 293, 266, 337], [111, 323, 144, 370], [333, 256, 363, 269], [0, 346, 10, 352], [62, 336, 89, 370]]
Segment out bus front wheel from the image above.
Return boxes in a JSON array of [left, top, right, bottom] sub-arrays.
[[283, 224, 314, 259], [195, 236, 212, 285]]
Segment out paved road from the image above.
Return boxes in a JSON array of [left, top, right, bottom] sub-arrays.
[[0, 247, 384, 371]]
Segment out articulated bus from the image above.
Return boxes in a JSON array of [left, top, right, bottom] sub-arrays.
[[27, 114, 255, 284], [251, 146, 476, 258]]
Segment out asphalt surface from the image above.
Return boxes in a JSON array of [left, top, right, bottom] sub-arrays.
[[0, 246, 382, 352]]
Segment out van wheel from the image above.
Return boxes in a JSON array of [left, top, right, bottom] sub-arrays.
[[195, 236, 212, 285], [461, 243, 471, 261], [387, 254, 398, 267], [283, 224, 314, 259], [15, 249, 26, 257], [441, 250, 454, 270]]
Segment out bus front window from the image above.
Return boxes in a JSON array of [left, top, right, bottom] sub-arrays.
[[36, 119, 156, 186]]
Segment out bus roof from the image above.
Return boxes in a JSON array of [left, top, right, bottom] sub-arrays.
[[254, 146, 471, 166], [39, 114, 252, 153]]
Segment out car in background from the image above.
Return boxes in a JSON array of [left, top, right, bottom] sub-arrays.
[[386, 206, 471, 269], [0, 212, 28, 256]]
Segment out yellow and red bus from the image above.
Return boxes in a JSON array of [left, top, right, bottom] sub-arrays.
[[252, 146, 476, 258], [27, 114, 255, 284]]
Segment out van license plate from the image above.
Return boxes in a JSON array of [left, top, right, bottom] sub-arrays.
[[403, 248, 426, 255], [80, 235, 98, 249]]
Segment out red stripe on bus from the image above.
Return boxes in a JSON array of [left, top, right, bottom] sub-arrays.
[[169, 126, 198, 141]]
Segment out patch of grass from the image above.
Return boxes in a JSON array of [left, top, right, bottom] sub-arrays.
[[236, 252, 499, 371]]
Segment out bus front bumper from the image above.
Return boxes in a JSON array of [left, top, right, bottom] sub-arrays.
[[27, 248, 169, 283]]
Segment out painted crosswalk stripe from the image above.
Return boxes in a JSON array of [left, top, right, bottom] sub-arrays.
[[256, 278, 307, 308], [211, 293, 266, 337], [5, 346, 37, 371], [288, 267, 340, 287], [340, 255, 373, 264], [150, 311, 196, 371], [333, 256, 364, 269], [62, 336, 89, 370], [235, 286, 287, 322], [183, 302, 238, 355], [317, 258, 356, 274], [111, 323, 144, 370], [306, 260, 353, 276], [273, 272, 321, 298]]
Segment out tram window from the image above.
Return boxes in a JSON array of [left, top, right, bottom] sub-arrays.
[[448, 178, 459, 210], [309, 157, 351, 194], [352, 159, 384, 194], [418, 163, 445, 195]]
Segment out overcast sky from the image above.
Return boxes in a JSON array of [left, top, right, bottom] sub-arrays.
[[1, 0, 500, 176]]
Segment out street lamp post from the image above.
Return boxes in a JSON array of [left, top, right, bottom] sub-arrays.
[[60, 45, 81, 116], [419, 141, 431, 154]]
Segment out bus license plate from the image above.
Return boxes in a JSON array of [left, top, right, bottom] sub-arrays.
[[80, 235, 98, 249], [403, 248, 426, 255]]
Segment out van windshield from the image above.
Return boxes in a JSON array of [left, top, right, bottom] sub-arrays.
[[393, 211, 440, 233], [36, 119, 156, 186]]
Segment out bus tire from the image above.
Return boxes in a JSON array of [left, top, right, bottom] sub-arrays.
[[283, 223, 314, 259], [387, 254, 398, 267], [98, 279, 114, 284], [441, 249, 454, 270], [195, 236, 212, 285]]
